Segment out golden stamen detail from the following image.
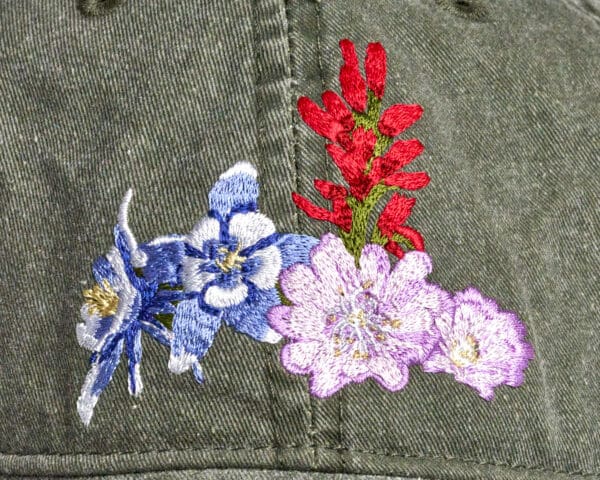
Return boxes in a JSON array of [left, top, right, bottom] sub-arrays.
[[215, 244, 246, 273], [362, 280, 373, 289], [353, 350, 370, 360], [83, 279, 119, 317], [450, 334, 480, 368]]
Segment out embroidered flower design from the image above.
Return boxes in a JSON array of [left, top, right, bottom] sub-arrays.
[[294, 39, 428, 260], [168, 162, 317, 380], [422, 288, 534, 400], [273, 38, 534, 401], [269, 234, 448, 397], [76, 164, 317, 425], [75, 39, 535, 425], [76, 190, 182, 426]]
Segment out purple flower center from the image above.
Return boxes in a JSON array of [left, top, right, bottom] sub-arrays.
[[450, 334, 480, 368], [325, 282, 400, 361]]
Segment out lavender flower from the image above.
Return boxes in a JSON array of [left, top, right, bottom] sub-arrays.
[[269, 233, 448, 397], [422, 287, 534, 400]]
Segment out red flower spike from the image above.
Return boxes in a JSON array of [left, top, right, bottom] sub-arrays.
[[339, 39, 367, 113], [349, 127, 377, 172], [394, 225, 425, 250], [297, 96, 347, 144], [378, 194, 416, 230], [326, 128, 378, 201], [314, 179, 353, 232], [384, 241, 406, 259], [378, 104, 424, 137], [377, 194, 425, 258], [369, 139, 424, 182], [292, 180, 353, 232], [326, 144, 363, 188], [383, 171, 430, 190], [365, 42, 386, 99], [322, 91, 355, 130], [292, 192, 332, 221]]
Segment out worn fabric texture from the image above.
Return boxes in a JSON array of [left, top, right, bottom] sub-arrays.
[[0, 1, 598, 479]]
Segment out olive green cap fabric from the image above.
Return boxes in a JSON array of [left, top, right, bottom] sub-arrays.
[[0, 1, 598, 479]]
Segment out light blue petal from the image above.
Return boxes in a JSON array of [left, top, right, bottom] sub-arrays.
[[92, 315, 117, 343], [92, 256, 118, 285], [114, 224, 134, 260], [276, 234, 319, 269], [77, 338, 124, 426], [169, 299, 222, 382], [208, 163, 259, 218], [140, 318, 172, 347], [139, 236, 185, 285], [222, 286, 280, 342]]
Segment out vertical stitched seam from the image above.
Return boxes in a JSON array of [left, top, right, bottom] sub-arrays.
[[282, 0, 316, 463], [283, 1, 301, 234], [251, 0, 280, 462], [314, 0, 346, 471]]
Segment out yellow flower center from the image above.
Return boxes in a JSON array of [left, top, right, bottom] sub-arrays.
[[83, 279, 119, 317], [329, 281, 401, 361], [215, 244, 246, 273], [450, 334, 480, 368]]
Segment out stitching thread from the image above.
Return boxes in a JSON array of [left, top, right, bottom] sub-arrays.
[[251, 0, 280, 461], [312, 2, 347, 469], [1, 445, 597, 477]]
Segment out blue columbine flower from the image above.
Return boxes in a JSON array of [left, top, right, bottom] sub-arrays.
[[168, 162, 318, 380], [76, 190, 183, 426]]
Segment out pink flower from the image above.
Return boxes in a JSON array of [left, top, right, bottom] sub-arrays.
[[422, 288, 534, 400], [269, 234, 448, 397]]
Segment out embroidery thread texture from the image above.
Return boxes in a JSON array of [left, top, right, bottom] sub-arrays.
[[270, 39, 534, 400], [269, 234, 449, 397], [76, 40, 534, 425], [294, 39, 428, 260], [76, 163, 316, 425]]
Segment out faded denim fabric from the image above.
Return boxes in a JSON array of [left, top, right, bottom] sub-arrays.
[[0, 1, 598, 479]]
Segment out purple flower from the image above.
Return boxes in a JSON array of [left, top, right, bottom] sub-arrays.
[[268, 233, 448, 397], [422, 287, 534, 400]]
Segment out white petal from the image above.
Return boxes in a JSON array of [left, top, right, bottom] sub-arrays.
[[248, 245, 281, 290], [205, 282, 248, 309], [168, 351, 196, 374], [105, 247, 129, 292], [130, 249, 148, 268], [145, 234, 186, 246], [117, 189, 139, 254], [76, 320, 98, 351], [128, 363, 143, 397], [261, 328, 283, 344], [187, 216, 220, 247], [219, 162, 257, 180], [181, 257, 216, 292], [82, 252, 137, 350], [77, 364, 101, 427], [228, 212, 275, 249]]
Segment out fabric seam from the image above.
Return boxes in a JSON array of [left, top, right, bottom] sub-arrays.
[[283, 0, 316, 461], [0, 445, 597, 478], [250, 0, 280, 462]]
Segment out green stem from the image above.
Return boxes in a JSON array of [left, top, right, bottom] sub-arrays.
[[340, 90, 416, 262], [340, 184, 389, 262]]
